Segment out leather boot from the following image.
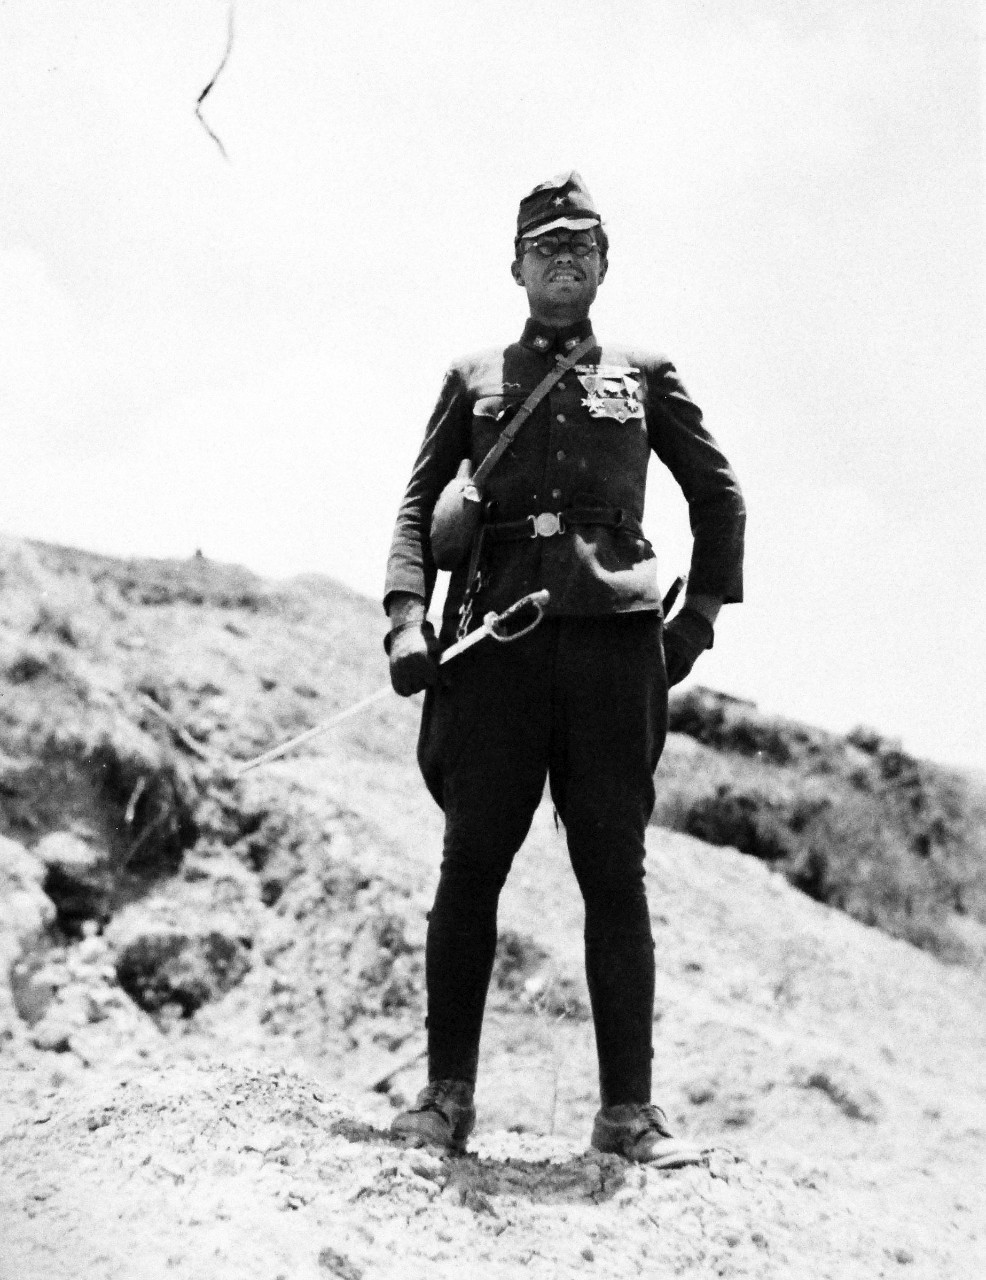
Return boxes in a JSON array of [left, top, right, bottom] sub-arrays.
[[591, 1102, 708, 1168], [390, 1079, 476, 1153]]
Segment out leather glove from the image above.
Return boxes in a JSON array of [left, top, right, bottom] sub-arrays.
[[662, 606, 714, 688], [384, 620, 441, 697]]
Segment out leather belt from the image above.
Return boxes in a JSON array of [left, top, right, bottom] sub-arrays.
[[485, 507, 638, 542]]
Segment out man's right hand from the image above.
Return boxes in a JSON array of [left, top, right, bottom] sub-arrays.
[[385, 620, 441, 696]]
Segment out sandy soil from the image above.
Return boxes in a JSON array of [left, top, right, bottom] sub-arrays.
[[2, 764, 985, 1279]]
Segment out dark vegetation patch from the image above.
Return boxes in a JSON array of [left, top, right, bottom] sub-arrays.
[[656, 688, 986, 961]]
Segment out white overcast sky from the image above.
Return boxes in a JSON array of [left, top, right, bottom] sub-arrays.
[[1, 1, 984, 769]]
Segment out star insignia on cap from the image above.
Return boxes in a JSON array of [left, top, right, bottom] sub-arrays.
[[552, 196, 565, 206], [534, 336, 549, 350]]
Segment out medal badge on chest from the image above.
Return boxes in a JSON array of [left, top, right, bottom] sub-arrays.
[[575, 365, 645, 423]]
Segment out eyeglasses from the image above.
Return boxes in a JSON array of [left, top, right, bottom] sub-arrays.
[[521, 232, 599, 258]]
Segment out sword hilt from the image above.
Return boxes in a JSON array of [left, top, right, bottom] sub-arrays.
[[662, 574, 687, 618]]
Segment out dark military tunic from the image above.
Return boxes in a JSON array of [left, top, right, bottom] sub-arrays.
[[385, 317, 745, 635]]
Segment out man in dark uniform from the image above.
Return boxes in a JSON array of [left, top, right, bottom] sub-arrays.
[[383, 172, 745, 1163]]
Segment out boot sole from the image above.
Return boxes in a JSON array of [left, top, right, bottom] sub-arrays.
[[391, 1126, 468, 1154], [390, 1114, 474, 1155]]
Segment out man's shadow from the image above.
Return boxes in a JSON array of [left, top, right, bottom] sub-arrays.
[[327, 1118, 632, 1207]]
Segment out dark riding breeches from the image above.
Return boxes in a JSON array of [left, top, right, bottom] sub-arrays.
[[417, 611, 668, 1106]]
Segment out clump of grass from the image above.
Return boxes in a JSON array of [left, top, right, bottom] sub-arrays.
[[5, 648, 55, 685], [26, 540, 282, 613], [99, 558, 280, 612], [493, 928, 551, 992], [492, 929, 588, 1019], [667, 687, 837, 767], [29, 603, 80, 647]]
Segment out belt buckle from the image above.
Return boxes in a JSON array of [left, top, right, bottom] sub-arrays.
[[530, 512, 563, 538]]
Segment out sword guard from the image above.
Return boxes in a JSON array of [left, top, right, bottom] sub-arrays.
[[488, 589, 550, 642]]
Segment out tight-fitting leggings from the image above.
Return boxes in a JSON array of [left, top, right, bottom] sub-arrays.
[[417, 612, 667, 1107]]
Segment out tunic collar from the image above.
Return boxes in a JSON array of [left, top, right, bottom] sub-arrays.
[[520, 317, 594, 355]]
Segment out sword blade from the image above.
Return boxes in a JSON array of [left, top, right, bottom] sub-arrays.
[[439, 622, 492, 664]]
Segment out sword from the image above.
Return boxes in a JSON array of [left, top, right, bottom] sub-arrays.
[[233, 590, 551, 776]]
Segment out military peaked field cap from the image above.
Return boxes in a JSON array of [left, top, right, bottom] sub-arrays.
[[517, 171, 602, 238]]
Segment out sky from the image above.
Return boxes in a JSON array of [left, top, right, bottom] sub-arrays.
[[1, 0, 984, 770]]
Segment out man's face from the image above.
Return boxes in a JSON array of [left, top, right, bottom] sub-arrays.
[[511, 229, 607, 319]]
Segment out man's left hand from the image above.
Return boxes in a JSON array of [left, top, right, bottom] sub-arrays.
[[662, 606, 715, 688]]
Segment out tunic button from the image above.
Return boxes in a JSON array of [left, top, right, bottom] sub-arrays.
[[556, 450, 566, 461], [551, 488, 561, 500], [557, 382, 566, 391], [556, 414, 566, 423]]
